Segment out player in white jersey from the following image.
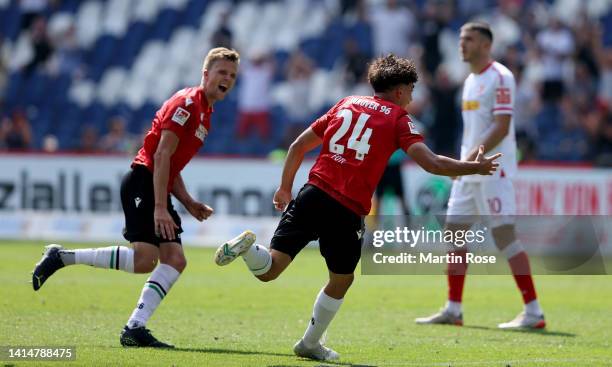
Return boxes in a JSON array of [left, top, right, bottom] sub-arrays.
[[415, 22, 546, 329]]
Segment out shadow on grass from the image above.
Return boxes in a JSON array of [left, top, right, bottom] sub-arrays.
[[171, 346, 294, 357], [108, 346, 375, 366], [172, 347, 375, 366], [463, 325, 576, 337]]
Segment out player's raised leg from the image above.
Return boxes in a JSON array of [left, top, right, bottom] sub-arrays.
[[214, 230, 295, 281], [493, 224, 545, 329], [215, 185, 318, 281], [214, 230, 257, 266], [121, 242, 185, 348]]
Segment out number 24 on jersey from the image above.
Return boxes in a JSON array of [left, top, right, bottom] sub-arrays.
[[329, 109, 372, 161]]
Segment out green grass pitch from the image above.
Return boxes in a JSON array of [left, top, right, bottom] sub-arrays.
[[2, 241, 611, 366]]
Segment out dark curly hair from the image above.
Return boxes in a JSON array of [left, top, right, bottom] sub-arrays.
[[367, 54, 418, 93]]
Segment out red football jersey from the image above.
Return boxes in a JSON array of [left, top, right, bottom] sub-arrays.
[[133, 87, 213, 192], [308, 96, 423, 215]]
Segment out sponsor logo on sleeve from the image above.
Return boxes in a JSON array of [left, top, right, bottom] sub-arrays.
[[408, 121, 419, 134], [496, 88, 511, 104], [195, 124, 208, 142], [406, 115, 419, 134], [172, 107, 190, 126]]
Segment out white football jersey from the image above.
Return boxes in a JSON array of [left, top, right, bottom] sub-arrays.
[[460, 61, 517, 182]]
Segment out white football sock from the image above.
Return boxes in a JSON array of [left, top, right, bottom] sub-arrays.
[[502, 240, 525, 260], [445, 300, 462, 316], [524, 299, 543, 316], [302, 288, 343, 348], [60, 246, 134, 273], [127, 263, 180, 329], [242, 244, 272, 276]]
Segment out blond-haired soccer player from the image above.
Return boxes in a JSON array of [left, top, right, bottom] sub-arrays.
[[415, 22, 545, 329], [32, 48, 240, 347]]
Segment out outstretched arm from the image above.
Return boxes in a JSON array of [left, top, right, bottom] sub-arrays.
[[273, 127, 323, 211], [407, 142, 501, 177]]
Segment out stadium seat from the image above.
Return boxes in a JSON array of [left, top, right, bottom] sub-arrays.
[[182, 0, 209, 27], [97, 68, 127, 106], [68, 80, 96, 108], [87, 35, 119, 81], [0, 0, 21, 41], [148, 8, 179, 41], [102, 0, 131, 38], [114, 21, 149, 68], [75, 1, 103, 49]]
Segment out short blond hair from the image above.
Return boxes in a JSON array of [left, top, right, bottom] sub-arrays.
[[202, 47, 240, 70]]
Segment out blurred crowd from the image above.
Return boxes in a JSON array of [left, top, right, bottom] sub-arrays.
[[0, 0, 611, 165]]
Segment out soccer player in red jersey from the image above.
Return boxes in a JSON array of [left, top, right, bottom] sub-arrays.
[[214, 54, 501, 361], [415, 22, 545, 330], [31, 47, 240, 348]]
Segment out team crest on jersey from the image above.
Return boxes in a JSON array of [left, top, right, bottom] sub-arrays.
[[195, 124, 208, 141], [496, 88, 511, 104], [172, 107, 190, 126], [185, 97, 193, 106]]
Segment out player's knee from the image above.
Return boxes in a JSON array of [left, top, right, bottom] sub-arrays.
[[330, 273, 354, 290], [492, 224, 516, 250], [165, 255, 187, 273], [346, 273, 355, 286], [256, 271, 278, 282], [338, 274, 354, 289], [177, 256, 187, 272], [134, 257, 158, 273]]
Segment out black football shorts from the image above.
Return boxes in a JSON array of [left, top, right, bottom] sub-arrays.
[[270, 184, 364, 274], [120, 164, 183, 246]]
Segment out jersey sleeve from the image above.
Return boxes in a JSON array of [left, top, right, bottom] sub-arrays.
[[396, 114, 424, 151], [492, 71, 516, 116], [160, 95, 195, 137], [310, 98, 345, 138]]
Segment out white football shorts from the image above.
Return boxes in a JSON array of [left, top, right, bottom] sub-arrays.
[[446, 177, 516, 227]]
